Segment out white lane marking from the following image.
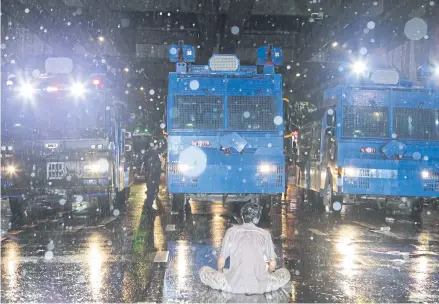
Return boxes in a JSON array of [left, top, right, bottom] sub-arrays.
[[165, 224, 176, 231], [154, 251, 169, 263], [355, 256, 374, 266], [308, 228, 328, 236]]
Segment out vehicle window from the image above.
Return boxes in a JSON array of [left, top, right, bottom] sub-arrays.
[[393, 108, 439, 140], [342, 106, 389, 138], [227, 96, 277, 131], [171, 95, 224, 130]]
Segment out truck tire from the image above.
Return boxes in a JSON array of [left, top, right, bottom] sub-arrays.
[[171, 194, 185, 213], [260, 195, 272, 219]]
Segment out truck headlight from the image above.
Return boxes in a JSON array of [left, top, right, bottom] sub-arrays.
[[6, 165, 16, 175], [344, 167, 357, 177], [85, 158, 109, 173], [421, 170, 430, 179], [258, 163, 275, 174], [178, 164, 190, 172]]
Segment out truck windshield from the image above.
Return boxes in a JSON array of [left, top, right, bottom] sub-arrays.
[[342, 106, 389, 138], [171, 95, 224, 130], [1, 97, 106, 140], [393, 108, 439, 140]]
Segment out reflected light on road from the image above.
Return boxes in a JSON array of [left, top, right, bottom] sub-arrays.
[[336, 235, 356, 276], [154, 216, 165, 251], [87, 235, 106, 301], [3, 241, 20, 291], [211, 213, 225, 248], [175, 240, 191, 289], [409, 241, 431, 300]]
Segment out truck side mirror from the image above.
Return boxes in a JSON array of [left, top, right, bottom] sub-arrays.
[[326, 109, 336, 127], [124, 144, 132, 152]]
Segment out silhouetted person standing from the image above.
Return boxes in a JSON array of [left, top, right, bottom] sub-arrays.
[[143, 144, 162, 214]]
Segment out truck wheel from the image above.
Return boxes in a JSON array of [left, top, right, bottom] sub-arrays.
[[411, 199, 423, 217], [171, 194, 185, 213], [260, 195, 272, 219]]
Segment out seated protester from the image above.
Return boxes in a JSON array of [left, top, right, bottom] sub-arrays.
[[199, 202, 290, 294]]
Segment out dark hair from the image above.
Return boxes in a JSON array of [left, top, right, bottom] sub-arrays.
[[240, 202, 262, 224]]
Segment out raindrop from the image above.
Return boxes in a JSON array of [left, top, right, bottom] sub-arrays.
[[106, 106, 110, 111], [287, 65, 291, 70], [370, 38, 375, 43], [113, 209, 120, 216], [178, 146, 207, 177], [47, 241, 54, 251], [423, 156, 429, 161], [180, 25, 184, 30], [127, 83, 131, 87], [67, 22, 71, 26], [424, 35, 429, 39], [295, 270, 300, 276], [30, 172, 35, 177], [0, 44, 5, 49], [430, 1, 435, 5], [347, 49, 352, 54], [268, 143, 272, 148], [76, 8, 82, 14], [149, 89, 155, 95], [242, 179, 247, 183], [391, 133, 397, 139], [167, 12, 171, 16], [125, 90, 129, 94], [367, 21, 376, 29], [404, 18, 428, 41], [59, 199, 66, 206], [373, 1, 378, 4], [121, 18, 130, 28], [412, 152, 421, 160], [243, 111, 250, 118], [427, 210, 431, 215], [24, 8, 30, 13], [189, 80, 200, 90], [43, 29, 48, 33], [40, 26, 44, 30], [44, 251, 54, 260], [169, 47, 177, 55], [160, 123, 166, 129], [274, 116, 283, 125], [239, 168, 242, 172], [227, 166, 232, 170], [363, 28, 370, 34], [76, 195, 83, 203], [332, 201, 342, 211], [359, 47, 368, 55], [48, 182, 52, 186], [402, 197, 407, 202], [138, 106, 142, 110], [107, 240, 112, 246], [231, 26, 240, 35]]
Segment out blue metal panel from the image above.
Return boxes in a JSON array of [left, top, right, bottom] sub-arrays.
[[168, 134, 284, 194]]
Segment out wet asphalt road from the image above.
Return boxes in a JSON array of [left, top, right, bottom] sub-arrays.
[[2, 183, 439, 303]]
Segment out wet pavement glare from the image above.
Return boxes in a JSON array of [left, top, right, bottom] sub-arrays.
[[2, 184, 439, 303]]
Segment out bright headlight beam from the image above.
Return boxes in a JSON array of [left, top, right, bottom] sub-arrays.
[[351, 60, 367, 75], [18, 82, 35, 99], [421, 170, 430, 179], [70, 82, 86, 97], [6, 165, 16, 174], [178, 164, 190, 172]]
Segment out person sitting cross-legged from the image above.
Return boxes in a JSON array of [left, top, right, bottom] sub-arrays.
[[199, 202, 290, 294]]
